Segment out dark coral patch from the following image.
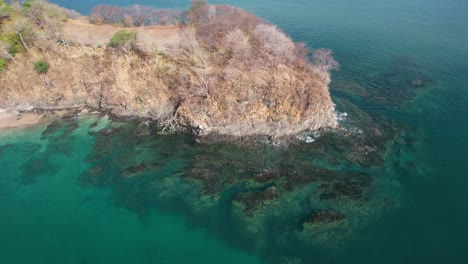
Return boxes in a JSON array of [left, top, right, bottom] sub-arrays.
[[303, 210, 347, 227], [122, 163, 147, 178], [318, 173, 372, 201], [233, 186, 278, 215]]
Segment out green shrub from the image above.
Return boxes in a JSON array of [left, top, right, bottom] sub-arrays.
[[0, 59, 5, 72], [157, 51, 170, 59], [0, 0, 15, 14], [0, 33, 25, 55], [33, 60, 50, 74], [43, 2, 68, 22], [108, 30, 137, 48], [21, 0, 33, 14]]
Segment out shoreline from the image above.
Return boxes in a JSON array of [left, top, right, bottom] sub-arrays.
[[0, 105, 344, 145], [0, 111, 48, 130], [0, 107, 87, 131]]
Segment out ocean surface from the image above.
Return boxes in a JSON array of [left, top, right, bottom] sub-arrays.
[[1, 0, 468, 263]]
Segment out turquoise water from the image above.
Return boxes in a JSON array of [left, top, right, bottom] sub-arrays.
[[2, 0, 468, 263]]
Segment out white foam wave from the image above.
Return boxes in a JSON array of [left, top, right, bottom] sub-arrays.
[[297, 131, 320, 143], [334, 111, 348, 121]]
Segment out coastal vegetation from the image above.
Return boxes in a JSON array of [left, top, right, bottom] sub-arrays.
[[89, 4, 183, 26], [108, 29, 137, 49], [0, 0, 339, 140], [33, 59, 49, 74]]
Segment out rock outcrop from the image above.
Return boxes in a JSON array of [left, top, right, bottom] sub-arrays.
[[0, 2, 338, 140]]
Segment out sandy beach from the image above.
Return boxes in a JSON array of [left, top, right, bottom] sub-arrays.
[[0, 110, 51, 130], [0, 107, 92, 131]]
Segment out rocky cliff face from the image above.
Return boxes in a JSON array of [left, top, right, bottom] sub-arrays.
[[0, 46, 175, 117], [0, 3, 338, 140], [0, 42, 337, 138]]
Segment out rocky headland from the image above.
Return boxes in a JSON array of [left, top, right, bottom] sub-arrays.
[[0, 0, 339, 140]]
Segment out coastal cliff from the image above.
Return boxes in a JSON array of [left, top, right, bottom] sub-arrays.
[[0, 0, 338, 139]]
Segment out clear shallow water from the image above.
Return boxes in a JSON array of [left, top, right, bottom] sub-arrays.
[[2, 0, 468, 263], [0, 118, 263, 264]]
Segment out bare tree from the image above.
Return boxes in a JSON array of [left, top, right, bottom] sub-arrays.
[[292, 42, 311, 68], [158, 112, 182, 134], [43, 18, 63, 42], [191, 0, 209, 11], [196, 5, 264, 49], [10, 18, 32, 52], [223, 28, 251, 62], [89, 13, 103, 24], [8, 0, 25, 9], [177, 28, 199, 60], [194, 72, 210, 99], [127, 5, 153, 27], [24, 0, 45, 26], [312, 48, 339, 71], [90, 5, 123, 24], [152, 9, 182, 25], [252, 24, 295, 65], [187, 0, 209, 23], [0, 41, 16, 64], [121, 14, 134, 27], [41, 75, 54, 90], [65, 9, 81, 20], [90, 4, 182, 26]]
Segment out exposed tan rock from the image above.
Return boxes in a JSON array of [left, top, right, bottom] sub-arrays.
[[0, 5, 338, 140]]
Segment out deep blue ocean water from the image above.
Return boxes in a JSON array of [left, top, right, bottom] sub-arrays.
[[1, 0, 468, 263]]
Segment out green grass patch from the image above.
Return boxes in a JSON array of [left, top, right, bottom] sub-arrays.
[[0, 58, 5, 72], [33, 60, 50, 74]]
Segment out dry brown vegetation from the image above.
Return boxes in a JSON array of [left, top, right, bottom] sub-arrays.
[[89, 5, 182, 27], [62, 19, 181, 52], [0, 0, 339, 139]]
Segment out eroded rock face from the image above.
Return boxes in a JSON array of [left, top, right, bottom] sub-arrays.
[[176, 68, 338, 138], [1, 17, 338, 140]]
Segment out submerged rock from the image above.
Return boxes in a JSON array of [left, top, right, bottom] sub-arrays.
[[70, 111, 405, 254], [303, 210, 347, 227], [121, 163, 147, 178], [233, 186, 279, 215], [298, 210, 350, 246], [318, 174, 373, 201]]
